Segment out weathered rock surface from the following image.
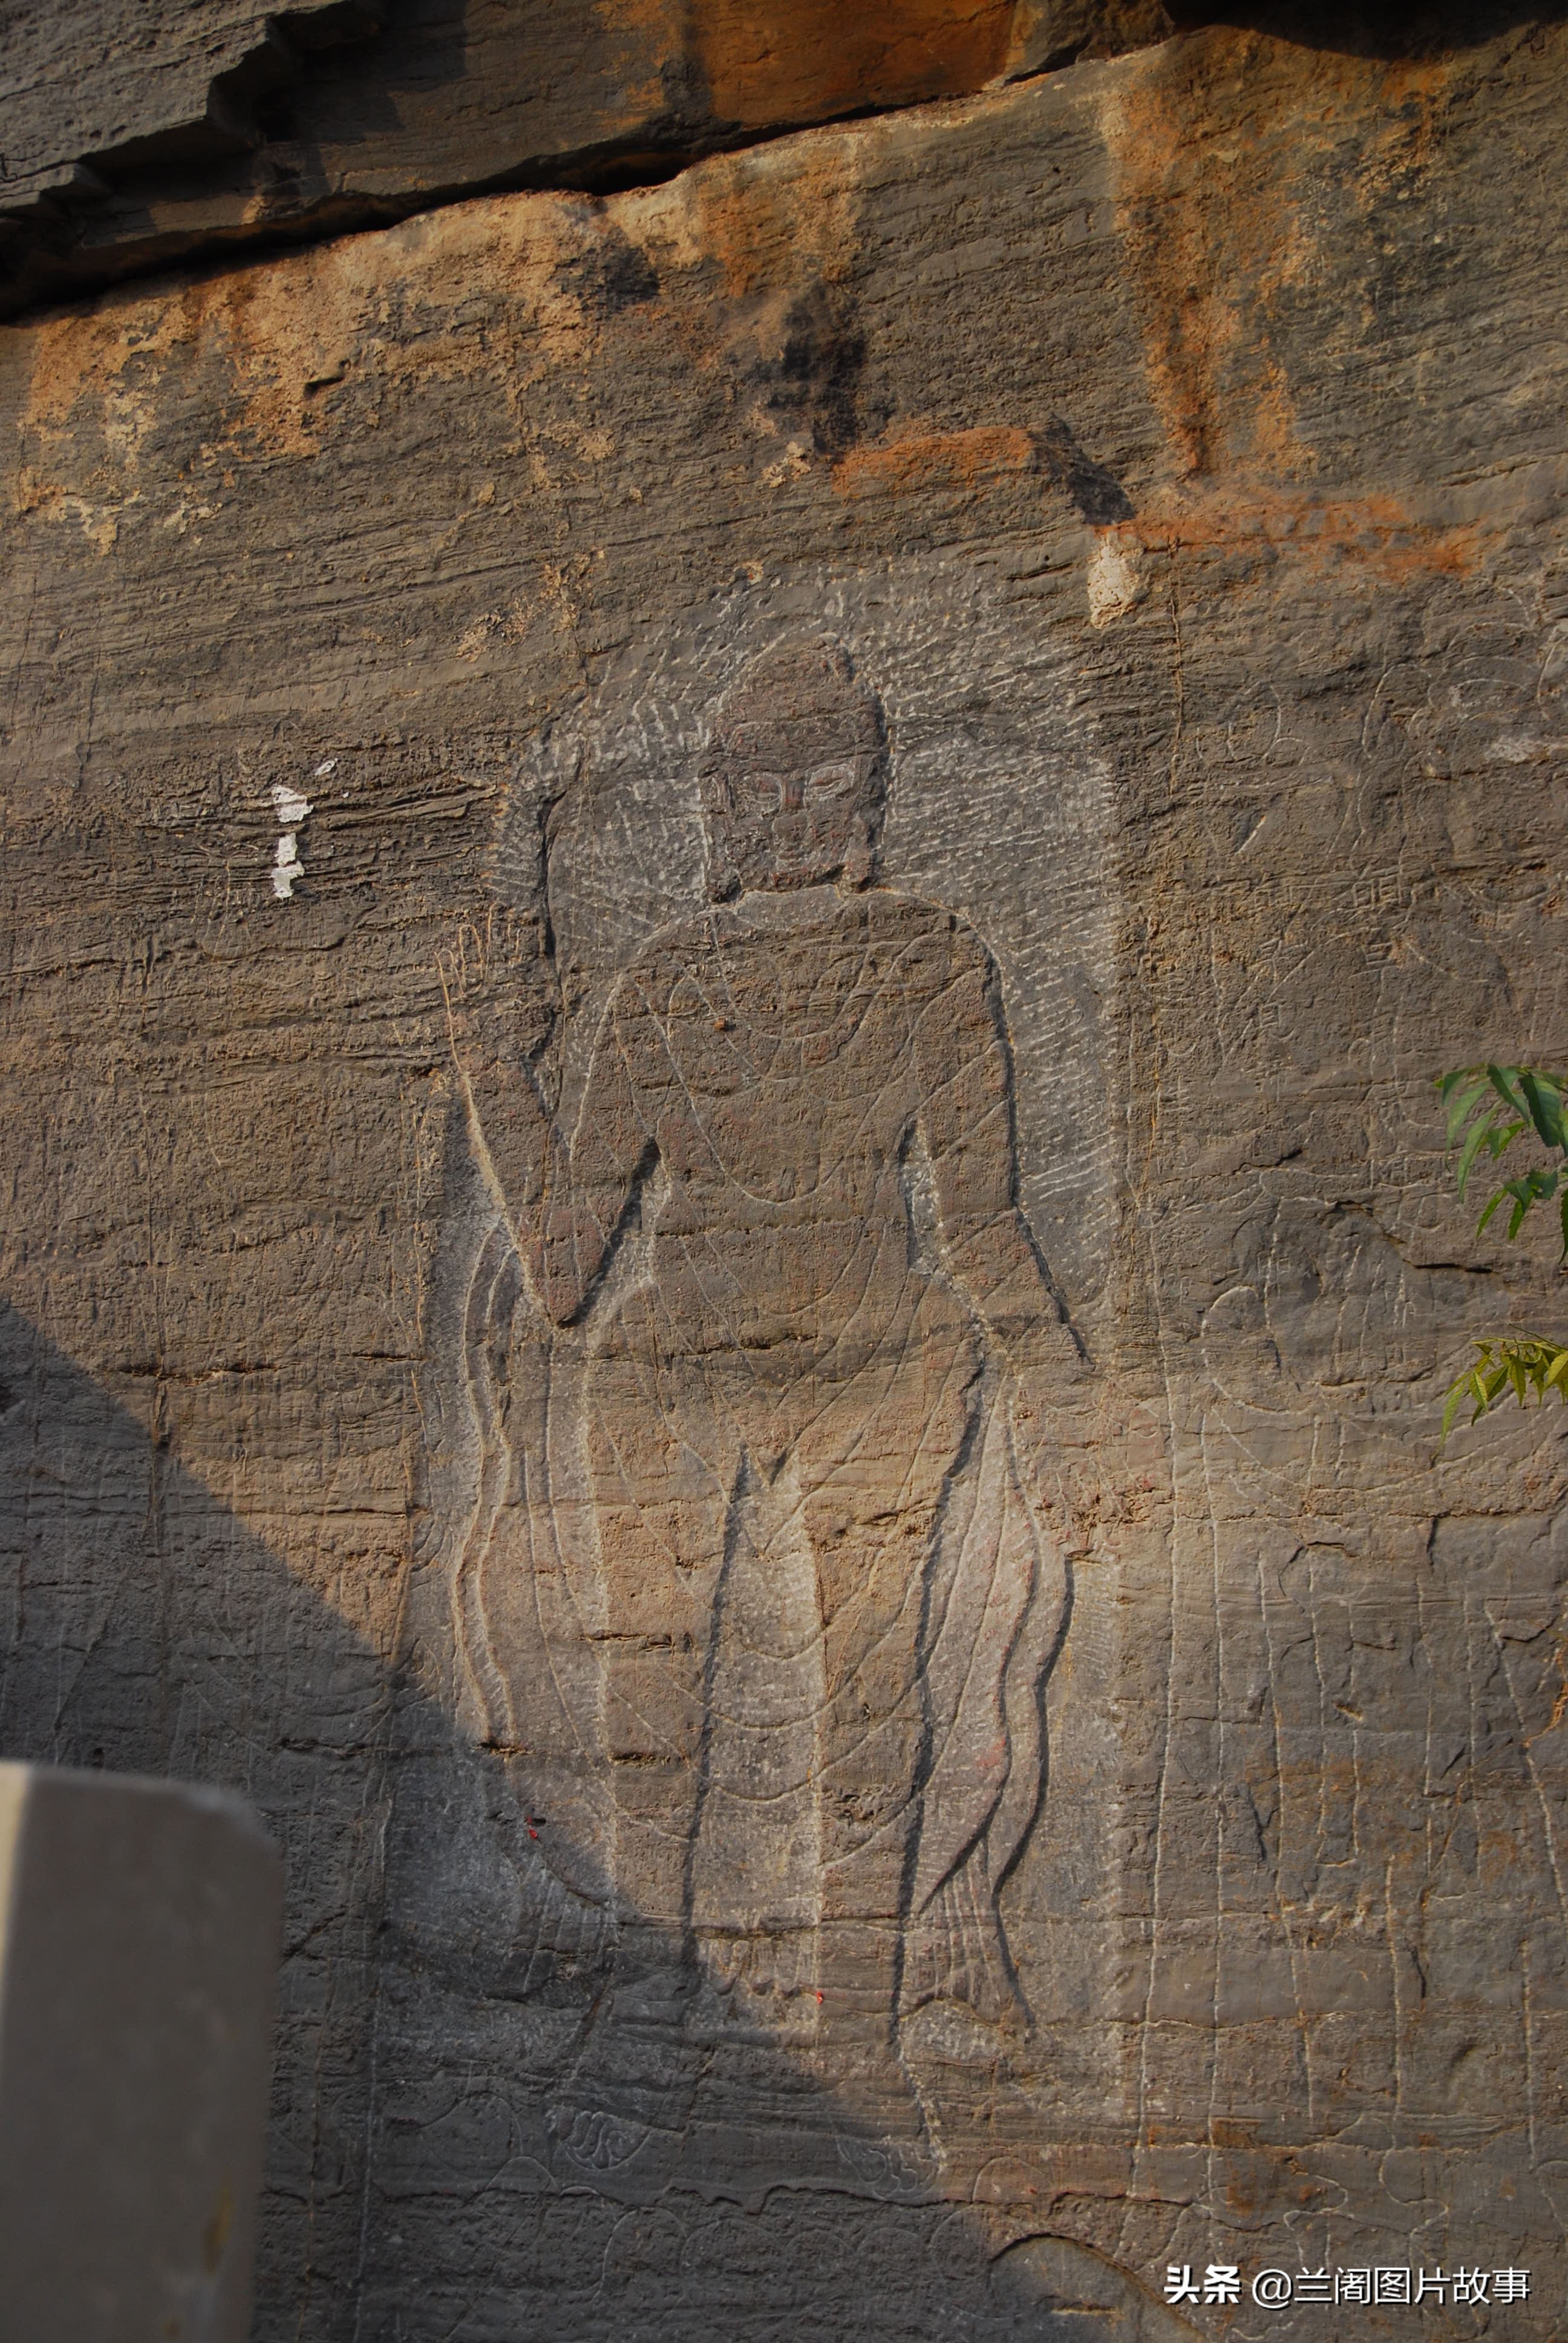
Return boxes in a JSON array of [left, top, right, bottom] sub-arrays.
[[0, 0, 1191, 319], [2, 7, 1568, 2339]]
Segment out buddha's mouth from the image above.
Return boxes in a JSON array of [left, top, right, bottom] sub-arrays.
[[768, 828, 840, 865]]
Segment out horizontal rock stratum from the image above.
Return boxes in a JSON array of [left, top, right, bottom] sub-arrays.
[[0, 0, 1183, 318]]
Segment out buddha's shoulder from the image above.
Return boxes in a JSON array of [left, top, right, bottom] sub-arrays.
[[854, 888, 995, 977], [615, 891, 992, 996], [601, 909, 712, 997]]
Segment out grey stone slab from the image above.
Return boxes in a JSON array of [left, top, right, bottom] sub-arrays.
[[0, 1762, 282, 2343]]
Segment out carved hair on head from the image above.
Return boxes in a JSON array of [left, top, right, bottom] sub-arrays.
[[699, 636, 889, 899]]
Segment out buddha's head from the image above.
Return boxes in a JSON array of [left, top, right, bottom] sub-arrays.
[[699, 638, 887, 899]]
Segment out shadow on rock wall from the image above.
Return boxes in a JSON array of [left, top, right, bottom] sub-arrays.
[[1166, 0, 1567, 53], [0, 1300, 1190, 2343]]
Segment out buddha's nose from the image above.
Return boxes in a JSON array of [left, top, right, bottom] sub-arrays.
[[780, 772, 803, 812]]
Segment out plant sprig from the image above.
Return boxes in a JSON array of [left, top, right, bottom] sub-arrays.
[[1437, 1063, 1568, 1251], [1435, 1063, 1568, 1442], [1441, 1335, 1568, 1442]]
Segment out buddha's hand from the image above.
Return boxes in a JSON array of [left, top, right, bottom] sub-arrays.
[[439, 908, 557, 1074], [438, 912, 556, 1220]]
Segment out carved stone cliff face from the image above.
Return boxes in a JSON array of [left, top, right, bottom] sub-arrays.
[[2, 10, 1568, 2339]]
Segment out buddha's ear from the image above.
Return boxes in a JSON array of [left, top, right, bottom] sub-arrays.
[[704, 830, 742, 901], [698, 744, 732, 819], [840, 816, 877, 892]]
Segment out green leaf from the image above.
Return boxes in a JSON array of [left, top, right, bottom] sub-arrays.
[[1444, 1075, 1490, 1147], [1476, 1187, 1509, 1236], [1457, 1112, 1506, 1197], [1488, 1064, 1529, 1118], [1441, 1377, 1471, 1443], [1453, 1110, 1500, 1199], [1520, 1070, 1568, 1152]]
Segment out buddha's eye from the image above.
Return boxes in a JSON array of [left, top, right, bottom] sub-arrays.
[[808, 760, 857, 797], [731, 767, 784, 810]]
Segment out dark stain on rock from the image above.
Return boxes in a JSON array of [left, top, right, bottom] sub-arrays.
[[1167, 2, 1568, 59], [561, 227, 661, 317], [766, 284, 889, 458], [1033, 416, 1136, 523]]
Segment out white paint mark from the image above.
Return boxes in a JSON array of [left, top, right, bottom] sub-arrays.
[[270, 781, 313, 900], [272, 837, 302, 899], [1086, 534, 1146, 627]]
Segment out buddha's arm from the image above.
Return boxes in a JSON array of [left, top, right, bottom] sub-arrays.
[[534, 1009, 656, 1324], [452, 977, 655, 1327], [913, 929, 1076, 1373], [914, 926, 1116, 1559]]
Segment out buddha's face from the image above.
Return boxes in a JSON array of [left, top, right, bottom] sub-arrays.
[[701, 655, 886, 897]]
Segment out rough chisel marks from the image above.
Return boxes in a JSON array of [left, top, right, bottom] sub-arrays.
[[448, 638, 1084, 2182]]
